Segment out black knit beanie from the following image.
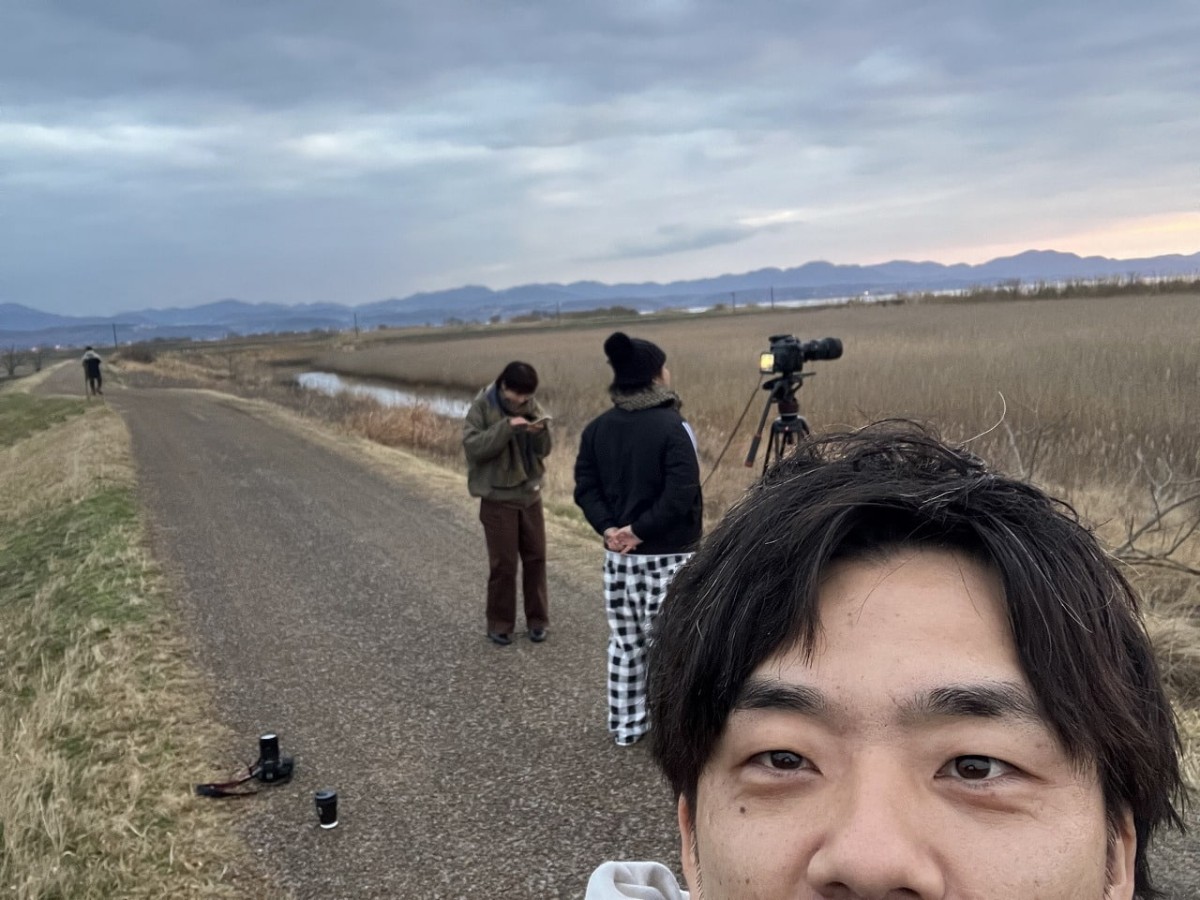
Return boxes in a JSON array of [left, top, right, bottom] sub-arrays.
[[604, 332, 667, 390]]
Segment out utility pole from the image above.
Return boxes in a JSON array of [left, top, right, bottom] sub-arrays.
[[731, 291, 736, 312], [353, 312, 360, 338], [111, 323, 118, 348]]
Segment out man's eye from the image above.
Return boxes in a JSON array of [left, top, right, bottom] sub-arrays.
[[940, 755, 1014, 781], [750, 750, 812, 770]]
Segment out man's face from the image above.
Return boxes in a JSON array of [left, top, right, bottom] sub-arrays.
[[679, 548, 1136, 899], [500, 384, 533, 406]]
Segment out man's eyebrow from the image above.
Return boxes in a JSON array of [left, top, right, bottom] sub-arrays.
[[732, 678, 1043, 726], [734, 680, 827, 716], [903, 682, 1042, 723]]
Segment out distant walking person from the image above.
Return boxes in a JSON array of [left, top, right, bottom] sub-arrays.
[[464, 361, 552, 646], [574, 333, 702, 746], [81, 346, 103, 396]]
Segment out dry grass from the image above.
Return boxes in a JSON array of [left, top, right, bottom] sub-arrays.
[[297, 293, 1200, 534], [0, 397, 284, 899], [1, 398, 134, 520]]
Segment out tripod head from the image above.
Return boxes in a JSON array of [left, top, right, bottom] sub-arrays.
[[744, 371, 814, 469], [762, 372, 808, 416]]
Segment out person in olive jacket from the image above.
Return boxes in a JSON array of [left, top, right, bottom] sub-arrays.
[[463, 361, 552, 646], [574, 332, 702, 746]]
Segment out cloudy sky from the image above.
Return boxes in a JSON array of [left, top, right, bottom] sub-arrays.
[[3, 1, 1198, 316]]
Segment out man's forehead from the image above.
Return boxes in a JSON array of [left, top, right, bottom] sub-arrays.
[[738, 549, 1035, 721]]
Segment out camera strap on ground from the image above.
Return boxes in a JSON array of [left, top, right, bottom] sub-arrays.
[[194, 763, 261, 799]]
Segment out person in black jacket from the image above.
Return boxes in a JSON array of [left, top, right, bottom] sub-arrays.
[[81, 346, 103, 396], [574, 332, 702, 746]]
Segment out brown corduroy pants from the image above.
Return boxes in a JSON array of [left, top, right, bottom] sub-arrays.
[[479, 498, 549, 634]]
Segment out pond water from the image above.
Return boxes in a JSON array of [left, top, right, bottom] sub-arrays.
[[296, 372, 472, 418]]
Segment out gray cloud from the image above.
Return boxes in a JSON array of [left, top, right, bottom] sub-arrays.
[[2, 0, 1198, 314], [592, 219, 791, 261]]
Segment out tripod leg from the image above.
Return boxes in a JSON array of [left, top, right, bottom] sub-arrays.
[[745, 394, 778, 468], [762, 427, 782, 475]]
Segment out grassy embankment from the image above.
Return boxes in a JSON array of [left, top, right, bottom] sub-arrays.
[[134, 290, 1200, 783], [0, 388, 283, 899]]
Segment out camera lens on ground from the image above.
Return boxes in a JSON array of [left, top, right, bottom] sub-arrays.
[[259, 733, 280, 763]]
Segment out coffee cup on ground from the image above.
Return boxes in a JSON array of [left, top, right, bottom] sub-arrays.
[[314, 789, 338, 829]]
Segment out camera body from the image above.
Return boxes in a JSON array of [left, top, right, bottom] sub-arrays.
[[258, 755, 295, 783], [256, 732, 295, 783], [759, 335, 843, 376]]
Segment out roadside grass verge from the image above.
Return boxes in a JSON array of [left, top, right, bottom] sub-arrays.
[[0, 395, 283, 899], [0, 392, 86, 448]]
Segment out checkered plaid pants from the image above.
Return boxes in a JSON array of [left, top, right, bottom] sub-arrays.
[[604, 550, 691, 745]]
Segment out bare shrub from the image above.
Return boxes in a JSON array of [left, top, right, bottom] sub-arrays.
[[1141, 574, 1200, 707], [119, 343, 158, 364], [344, 403, 461, 458], [3, 344, 24, 376]]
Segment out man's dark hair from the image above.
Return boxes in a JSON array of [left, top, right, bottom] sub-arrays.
[[496, 361, 538, 394], [648, 421, 1184, 897]]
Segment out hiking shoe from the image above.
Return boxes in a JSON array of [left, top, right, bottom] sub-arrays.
[[487, 631, 512, 646], [529, 627, 547, 643]]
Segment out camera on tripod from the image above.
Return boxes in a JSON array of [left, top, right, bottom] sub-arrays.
[[745, 334, 843, 472], [759, 335, 843, 375]]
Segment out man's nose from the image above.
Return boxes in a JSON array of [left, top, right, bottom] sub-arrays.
[[804, 755, 945, 899]]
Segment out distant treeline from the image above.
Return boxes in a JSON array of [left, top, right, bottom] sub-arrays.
[[902, 274, 1200, 305]]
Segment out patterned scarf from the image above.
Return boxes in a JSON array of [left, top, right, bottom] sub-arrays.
[[610, 383, 682, 412]]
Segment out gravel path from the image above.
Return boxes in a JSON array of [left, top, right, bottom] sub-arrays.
[[34, 367, 1197, 898]]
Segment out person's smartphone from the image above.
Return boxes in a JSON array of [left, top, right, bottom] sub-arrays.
[[528, 414, 553, 426]]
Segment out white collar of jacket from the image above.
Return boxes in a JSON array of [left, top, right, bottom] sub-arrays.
[[584, 861, 690, 900]]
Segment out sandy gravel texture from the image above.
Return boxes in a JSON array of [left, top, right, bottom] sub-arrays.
[[31, 365, 1197, 898]]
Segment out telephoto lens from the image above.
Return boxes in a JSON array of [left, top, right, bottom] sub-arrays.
[[315, 789, 339, 829], [259, 733, 280, 763]]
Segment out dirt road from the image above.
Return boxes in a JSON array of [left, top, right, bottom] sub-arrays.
[[35, 366, 1197, 898]]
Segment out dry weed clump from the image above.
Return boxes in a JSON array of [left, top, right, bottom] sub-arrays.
[[1141, 574, 1200, 707], [343, 399, 462, 459]]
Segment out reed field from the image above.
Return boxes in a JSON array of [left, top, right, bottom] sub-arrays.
[[152, 292, 1199, 555], [280, 293, 1200, 531], [141, 290, 1200, 780]]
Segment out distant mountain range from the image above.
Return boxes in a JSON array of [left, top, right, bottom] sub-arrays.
[[3, 249, 1198, 348]]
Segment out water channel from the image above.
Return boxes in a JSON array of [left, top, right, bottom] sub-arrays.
[[296, 372, 472, 418]]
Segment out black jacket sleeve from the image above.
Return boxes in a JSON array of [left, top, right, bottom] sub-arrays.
[[573, 424, 616, 536]]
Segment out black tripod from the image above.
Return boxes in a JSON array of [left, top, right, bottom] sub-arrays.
[[744, 373, 813, 474]]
